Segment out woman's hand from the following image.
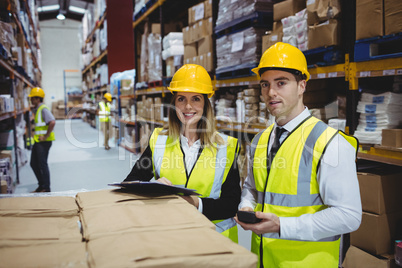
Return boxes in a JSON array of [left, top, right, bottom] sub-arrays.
[[156, 177, 172, 185]]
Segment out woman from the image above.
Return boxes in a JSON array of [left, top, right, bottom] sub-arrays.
[[125, 64, 241, 242]]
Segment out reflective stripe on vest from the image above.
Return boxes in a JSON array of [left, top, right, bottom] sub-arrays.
[[34, 104, 55, 143], [250, 116, 358, 268], [149, 128, 239, 242], [99, 101, 110, 122]]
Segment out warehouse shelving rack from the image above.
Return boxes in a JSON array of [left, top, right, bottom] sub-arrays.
[[119, 0, 402, 168], [0, 0, 41, 190]]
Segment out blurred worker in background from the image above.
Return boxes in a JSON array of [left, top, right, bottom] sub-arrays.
[[29, 87, 56, 193], [235, 42, 362, 267], [98, 92, 112, 150], [124, 64, 241, 243]]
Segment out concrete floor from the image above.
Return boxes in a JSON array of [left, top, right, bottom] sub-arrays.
[[16, 119, 136, 194], [15, 119, 251, 250]]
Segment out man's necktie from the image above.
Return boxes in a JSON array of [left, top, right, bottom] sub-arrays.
[[269, 127, 286, 167]]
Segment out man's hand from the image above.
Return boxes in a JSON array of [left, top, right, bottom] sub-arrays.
[[235, 211, 280, 235], [38, 136, 46, 141]]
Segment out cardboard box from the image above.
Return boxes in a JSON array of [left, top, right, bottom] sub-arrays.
[[343, 245, 398, 268], [188, 0, 212, 25], [182, 26, 191, 45], [198, 35, 213, 55], [385, 0, 402, 35], [0, 196, 79, 217], [0, 241, 88, 267], [75, 189, 183, 210], [199, 52, 213, 72], [357, 168, 402, 215], [79, 201, 215, 240], [120, 79, 134, 96], [350, 212, 402, 255], [356, 0, 383, 40], [184, 43, 197, 61], [308, 19, 340, 50], [307, 0, 341, 25], [382, 129, 402, 148], [0, 216, 83, 242], [262, 33, 283, 54], [87, 227, 257, 268], [273, 0, 306, 21]]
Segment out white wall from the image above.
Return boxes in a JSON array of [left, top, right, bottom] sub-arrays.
[[39, 19, 81, 106]]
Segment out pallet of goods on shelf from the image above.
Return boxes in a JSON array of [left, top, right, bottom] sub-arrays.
[[355, 0, 402, 61], [264, 0, 343, 67], [182, 1, 213, 72], [216, 27, 265, 79], [215, 0, 273, 35], [354, 91, 402, 145]]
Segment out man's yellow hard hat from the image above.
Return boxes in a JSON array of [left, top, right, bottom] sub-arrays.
[[252, 42, 310, 81], [104, 93, 112, 102], [29, 87, 45, 98], [168, 64, 214, 98]]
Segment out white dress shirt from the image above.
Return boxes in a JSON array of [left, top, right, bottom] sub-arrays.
[[239, 108, 362, 241], [180, 135, 203, 213]]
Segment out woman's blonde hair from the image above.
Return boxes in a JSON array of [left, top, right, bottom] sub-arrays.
[[161, 93, 224, 148]]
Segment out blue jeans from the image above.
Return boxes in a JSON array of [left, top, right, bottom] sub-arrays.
[[30, 141, 52, 190]]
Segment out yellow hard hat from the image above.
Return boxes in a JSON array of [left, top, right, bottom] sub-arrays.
[[104, 93, 112, 102], [168, 64, 214, 98], [29, 87, 45, 98], [252, 42, 310, 81]]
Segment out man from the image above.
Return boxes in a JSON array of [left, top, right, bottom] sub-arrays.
[[98, 93, 112, 150], [235, 42, 362, 267], [29, 87, 56, 193]]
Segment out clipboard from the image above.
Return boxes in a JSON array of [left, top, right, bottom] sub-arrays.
[[109, 181, 200, 196]]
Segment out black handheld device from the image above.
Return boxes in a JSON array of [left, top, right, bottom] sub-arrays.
[[237, 211, 262, 224]]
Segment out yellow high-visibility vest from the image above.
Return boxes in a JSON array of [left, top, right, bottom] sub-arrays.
[[34, 104, 55, 143], [99, 101, 110, 122], [251, 116, 358, 268], [149, 128, 240, 243]]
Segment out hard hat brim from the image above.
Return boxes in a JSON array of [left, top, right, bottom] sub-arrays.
[[251, 66, 310, 81], [168, 87, 214, 98]]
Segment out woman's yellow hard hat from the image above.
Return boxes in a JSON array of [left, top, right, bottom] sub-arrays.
[[29, 87, 45, 98], [168, 64, 214, 98], [252, 42, 310, 81]]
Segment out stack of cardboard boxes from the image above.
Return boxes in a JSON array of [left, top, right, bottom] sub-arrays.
[[343, 167, 402, 267], [266, 0, 342, 52], [182, 0, 214, 72], [356, 0, 402, 41], [0, 189, 259, 267], [51, 100, 66, 120]]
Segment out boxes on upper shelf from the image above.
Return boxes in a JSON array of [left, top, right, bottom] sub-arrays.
[[384, 0, 402, 36], [306, 0, 341, 26], [273, 0, 306, 22], [356, 0, 384, 40], [307, 19, 340, 50]]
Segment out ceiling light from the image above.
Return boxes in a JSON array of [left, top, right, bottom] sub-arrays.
[[57, 13, 66, 20], [37, 4, 60, 12], [69, 6, 86, 14]]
